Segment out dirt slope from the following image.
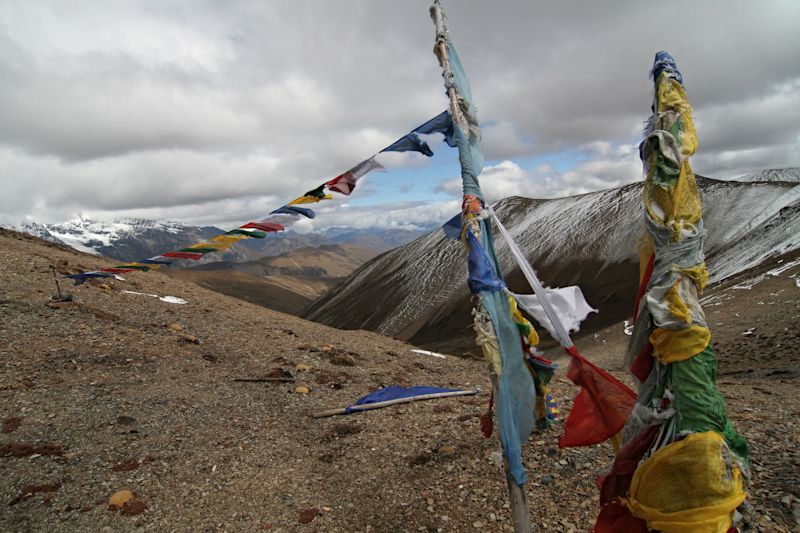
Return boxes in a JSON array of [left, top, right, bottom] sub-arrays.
[[166, 244, 378, 315], [1, 228, 797, 532]]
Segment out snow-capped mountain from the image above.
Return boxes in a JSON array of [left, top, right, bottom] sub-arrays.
[[302, 175, 800, 350], [10, 218, 224, 261], [3, 217, 429, 264]]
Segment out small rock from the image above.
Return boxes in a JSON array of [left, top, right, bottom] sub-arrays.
[[111, 459, 140, 472], [121, 499, 147, 516], [108, 490, 135, 510], [473, 521, 485, 529], [331, 354, 356, 366], [408, 452, 432, 466], [294, 386, 311, 394], [166, 323, 183, 332], [295, 364, 312, 372], [540, 474, 554, 486], [437, 445, 456, 457], [179, 334, 201, 345]]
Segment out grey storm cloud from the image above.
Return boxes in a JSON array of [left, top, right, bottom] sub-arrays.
[[0, 0, 798, 227]]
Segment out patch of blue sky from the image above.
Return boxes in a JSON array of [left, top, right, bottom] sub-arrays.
[[346, 142, 461, 206]]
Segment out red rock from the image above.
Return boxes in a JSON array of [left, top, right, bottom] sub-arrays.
[[121, 500, 147, 516], [111, 459, 140, 472], [298, 508, 320, 524]]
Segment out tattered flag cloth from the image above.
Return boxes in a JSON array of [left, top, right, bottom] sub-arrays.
[[344, 386, 460, 413], [327, 157, 385, 195], [66, 110, 455, 285], [594, 51, 749, 533]]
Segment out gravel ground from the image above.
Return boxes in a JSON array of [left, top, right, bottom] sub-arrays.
[[1, 229, 798, 532]]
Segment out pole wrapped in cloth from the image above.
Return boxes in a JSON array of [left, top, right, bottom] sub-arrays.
[[595, 51, 749, 533], [429, 0, 538, 489]]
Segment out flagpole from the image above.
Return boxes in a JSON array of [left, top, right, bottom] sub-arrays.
[[429, 2, 532, 531], [490, 375, 533, 533]]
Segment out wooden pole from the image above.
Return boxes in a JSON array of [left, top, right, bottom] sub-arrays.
[[429, 3, 532, 530], [491, 375, 533, 533], [312, 389, 479, 418]]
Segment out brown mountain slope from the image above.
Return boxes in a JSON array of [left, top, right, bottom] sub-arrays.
[[0, 228, 797, 531], [160, 270, 339, 315], [166, 244, 378, 315], [256, 244, 379, 278]]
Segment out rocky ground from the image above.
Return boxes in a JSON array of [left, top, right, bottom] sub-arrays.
[[1, 228, 798, 532]]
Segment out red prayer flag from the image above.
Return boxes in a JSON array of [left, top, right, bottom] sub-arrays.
[[592, 500, 647, 533], [162, 251, 205, 260], [241, 222, 285, 233], [598, 425, 659, 504], [559, 346, 636, 448], [326, 157, 384, 195]]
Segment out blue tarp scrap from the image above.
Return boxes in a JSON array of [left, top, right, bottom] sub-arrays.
[[344, 385, 460, 414], [65, 272, 116, 285]]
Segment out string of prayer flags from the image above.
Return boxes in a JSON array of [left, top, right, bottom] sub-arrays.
[[66, 109, 455, 285]]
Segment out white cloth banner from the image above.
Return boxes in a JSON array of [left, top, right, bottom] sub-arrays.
[[511, 287, 597, 342]]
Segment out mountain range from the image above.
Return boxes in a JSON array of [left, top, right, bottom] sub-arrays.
[[303, 171, 800, 353], [4, 217, 428, 264]]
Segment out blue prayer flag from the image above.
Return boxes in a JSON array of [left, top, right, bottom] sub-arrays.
[[344, 386, 461, 414]]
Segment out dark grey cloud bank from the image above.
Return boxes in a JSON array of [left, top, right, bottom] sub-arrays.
[[0, 0, 797, 228]]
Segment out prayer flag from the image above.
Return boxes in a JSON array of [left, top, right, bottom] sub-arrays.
[[327, 157, 385, 196]]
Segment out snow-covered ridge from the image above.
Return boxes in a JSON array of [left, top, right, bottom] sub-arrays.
[[731, 167, 800, 183], [4, 217, 205, 256], [304, 176, 800, 343]]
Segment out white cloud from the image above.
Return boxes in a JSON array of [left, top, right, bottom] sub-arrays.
[[0, 0, 798, 229], [436, 144, 642, 202]]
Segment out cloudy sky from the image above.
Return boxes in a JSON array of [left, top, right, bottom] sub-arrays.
[[1, 0, 798, 231]]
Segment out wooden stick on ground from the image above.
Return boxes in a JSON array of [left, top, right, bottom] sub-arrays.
[[312, 389, 479, 418], [233, 377, 295, 383]]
